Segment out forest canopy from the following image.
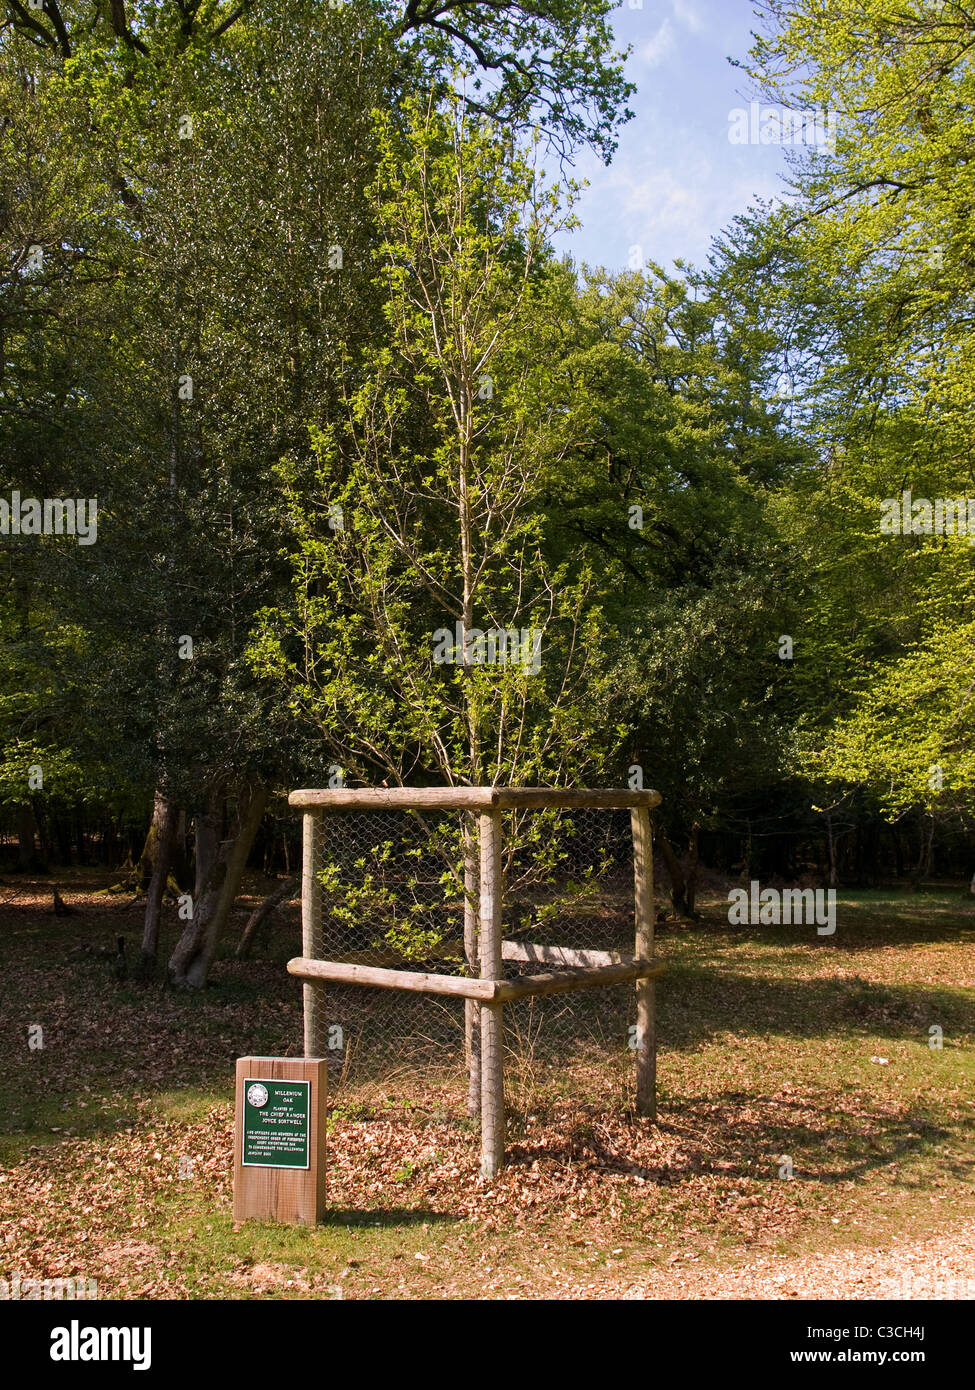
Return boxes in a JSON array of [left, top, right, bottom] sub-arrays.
[[3, 0, 973, 981]]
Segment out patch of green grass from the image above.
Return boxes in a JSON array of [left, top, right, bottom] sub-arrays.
[[149, 1187, 464, 1299], [152, 1088, 230, 1124]]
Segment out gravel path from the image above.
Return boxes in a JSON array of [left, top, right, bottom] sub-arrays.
[[601, 1221, 975, 1300]]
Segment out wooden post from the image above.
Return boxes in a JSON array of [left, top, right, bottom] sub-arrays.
[[631, 805, 656, 1119], [463, 818, 481, 1119], [478, 808, 504, 1178], [233, 1056, 327, 1225], [301, 811, 324, 1057]]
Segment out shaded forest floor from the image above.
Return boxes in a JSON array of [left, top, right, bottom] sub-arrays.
[[0, 871, 973, 1299]]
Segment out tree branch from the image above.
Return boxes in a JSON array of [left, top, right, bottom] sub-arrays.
[[109, 0, 149, 56], [7, 0, 60, 51]]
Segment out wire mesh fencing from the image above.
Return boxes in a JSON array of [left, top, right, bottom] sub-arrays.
[[303, 804, 646, 1117]]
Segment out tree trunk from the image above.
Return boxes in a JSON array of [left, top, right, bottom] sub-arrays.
[[236, 876, 297, 958], [914, 813, 934, 884], [193, 794, 220, 906], [169, 784, 269, 988], [16, 804, 39, 870], [170, 808, 190, 890], [657, 830, 687, 917], [52, 812, 72, 866], [35, 801, 50, 861], [138, 790, 173, 890], [825, 812, 838, 888], [167, 794, 226, 982], [101, 816, 118, 868], [922, 814, 935, 880], [891, 824, 904, 879], [139, 798, 180, 979], [741, 818, 752, 881], [684, 821, 701, 917]]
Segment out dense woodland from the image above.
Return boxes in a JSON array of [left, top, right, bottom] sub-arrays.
[[4, 0, 975, 983]]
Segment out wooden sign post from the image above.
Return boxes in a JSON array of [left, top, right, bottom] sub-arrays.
[[233, 1056, 327, 1225]]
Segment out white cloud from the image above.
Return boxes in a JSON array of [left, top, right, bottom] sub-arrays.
[[617, 164, 712, 239], [671, 0, 705, 34], [638, 1, 706, 70], [592, 159, 782, 270], [641, 18, 675, 68]]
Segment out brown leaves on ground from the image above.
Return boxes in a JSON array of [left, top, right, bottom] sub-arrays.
[[1, 874, 972, 1298], [0, 1107, 234, 1297], [0, 1084, 894, 1298]]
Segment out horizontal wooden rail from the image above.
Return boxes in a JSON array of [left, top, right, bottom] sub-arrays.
[[289, 786, 661, 811], [287, 957, 497, 1000], [287, 955, 664, 1002]]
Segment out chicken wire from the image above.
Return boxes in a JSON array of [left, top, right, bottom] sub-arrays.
[[303, 805, 645, 1114]]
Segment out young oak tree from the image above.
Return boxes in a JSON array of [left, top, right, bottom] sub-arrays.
[[251, 94, 623, 1104], [253, 95, 619, 794]]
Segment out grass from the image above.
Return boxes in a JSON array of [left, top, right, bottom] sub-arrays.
[[0, 870, 972, 1298]]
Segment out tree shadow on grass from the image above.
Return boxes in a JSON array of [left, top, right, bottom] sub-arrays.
[[322, 1207, 457, 1228], [681, 907, 975, 952], [505, 1092, 967, 1190], [656, 966, 974, 1050], [487, 965, 973, 1061]]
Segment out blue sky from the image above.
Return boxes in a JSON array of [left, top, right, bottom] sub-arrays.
[[552, 0, 792, 275]]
